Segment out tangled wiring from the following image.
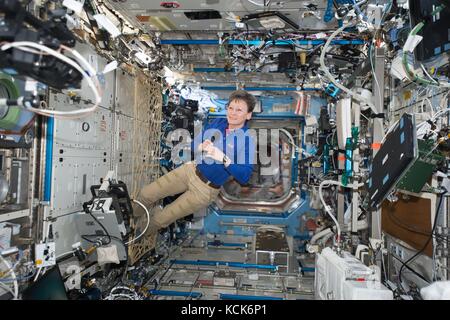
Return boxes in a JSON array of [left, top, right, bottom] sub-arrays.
[[104, 285, 142, 300]]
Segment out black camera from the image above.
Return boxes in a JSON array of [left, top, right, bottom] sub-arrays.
[[0, 0, 83, 89]]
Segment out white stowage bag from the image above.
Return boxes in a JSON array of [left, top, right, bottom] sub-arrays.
[[179, 87, 218, 114], [421, 281, 450, 300], [96, 245, 120, 266]]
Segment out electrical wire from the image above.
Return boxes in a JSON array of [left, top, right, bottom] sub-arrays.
[[279, 128, 311, 157], [0, 41, 102, 119], [401, 4, 448, 88], [0, 281, 14, 297], [390, 253, 430, 284], [318, 180, 362, 246], [0, 251, 37, 283], [125, 199, 150, 245], [387, 207, 450, 243], [81, 203, 126, 251], [381, 115, 406, 143], [81, 210, 113, 246], [319, 180, 342, 244], [104, 285, 141, 300], [413, 90, 449, 140], [402, 23, 438, 87], [352, 0, 369, 23], [0, 254, 18, 299], [380, 246, 388, 281], [0, 269, 37, 282], [33, 266, 45, 282], [419, 91, 450, 126], [319, 23, 378, 114], [43, 210, 85, 222], [398, 190, 446, 290]]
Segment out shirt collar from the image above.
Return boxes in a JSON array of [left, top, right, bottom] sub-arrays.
[[226, 121, 249, 134]]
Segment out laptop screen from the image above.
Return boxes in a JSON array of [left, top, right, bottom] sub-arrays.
[[22, 265, 68, 300]]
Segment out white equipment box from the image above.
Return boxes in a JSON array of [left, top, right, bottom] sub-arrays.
[[315, 247, 393, 300]]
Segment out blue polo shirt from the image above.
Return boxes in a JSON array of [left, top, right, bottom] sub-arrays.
[[194, 118, 255, 186]]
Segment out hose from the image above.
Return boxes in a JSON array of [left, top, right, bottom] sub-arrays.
[[319, 23, 377, 114]]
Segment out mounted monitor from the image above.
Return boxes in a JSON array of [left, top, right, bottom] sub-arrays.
[[367, 113, 417, 209], [409, 0, 450, 61], [241, 11, 299, 32], [22, 266, 68, 300]]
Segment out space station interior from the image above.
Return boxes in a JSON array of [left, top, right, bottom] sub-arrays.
[[1, 0, 450, 302]]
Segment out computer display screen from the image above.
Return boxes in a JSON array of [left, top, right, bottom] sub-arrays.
[[409, 0, 450, 61], [22, 266, 68, 300], [367, 113, 417, 209]]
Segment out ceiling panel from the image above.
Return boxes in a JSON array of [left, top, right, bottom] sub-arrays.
[[116, 0, 328, 12], [103, 0, 346, 88], [108, 0, 333, 32]]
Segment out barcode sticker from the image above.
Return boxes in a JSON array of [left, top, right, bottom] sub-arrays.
[[272, 104, 291, 113]]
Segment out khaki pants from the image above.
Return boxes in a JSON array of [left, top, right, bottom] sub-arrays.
[[137, 162, 220, 228]]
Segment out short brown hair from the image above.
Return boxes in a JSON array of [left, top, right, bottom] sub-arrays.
[[228, 90, 257, 113]]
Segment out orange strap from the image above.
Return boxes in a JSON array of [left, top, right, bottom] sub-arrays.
[[337, 155, 346, 162], [371, 143, 382, 150]]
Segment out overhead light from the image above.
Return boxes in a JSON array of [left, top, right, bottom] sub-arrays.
[[259, 17, 285, 29], [241, 11, 298, 30]]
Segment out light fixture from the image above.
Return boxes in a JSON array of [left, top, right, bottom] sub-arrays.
[[241, 11, 298, 30], [259, 16, 285, 29]]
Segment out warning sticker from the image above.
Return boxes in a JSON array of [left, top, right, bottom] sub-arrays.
[[100, 119, 107, 132]]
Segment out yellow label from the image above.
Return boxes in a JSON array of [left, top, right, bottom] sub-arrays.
[[403, 91, 412, 100], [311, 161, 322, 168], [36, 259, 42, 265]]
